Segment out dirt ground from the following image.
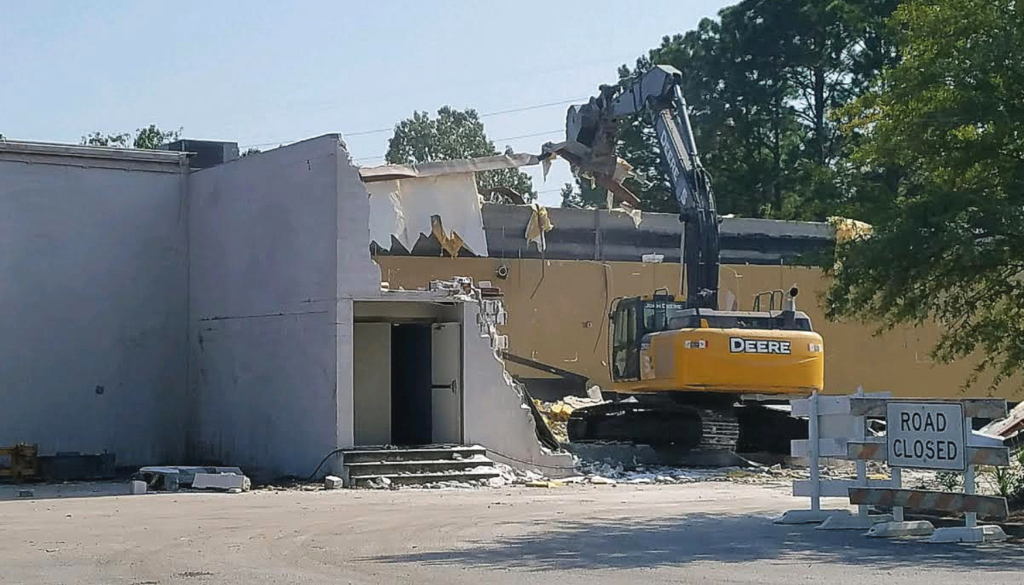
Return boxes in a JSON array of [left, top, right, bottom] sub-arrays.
[[1, 481, 1022, 584]]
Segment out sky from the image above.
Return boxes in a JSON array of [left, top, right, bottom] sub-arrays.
[[1, 0, 733, 206]]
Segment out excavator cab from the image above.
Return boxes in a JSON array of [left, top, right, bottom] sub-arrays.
[[610, 293, 690, 382]]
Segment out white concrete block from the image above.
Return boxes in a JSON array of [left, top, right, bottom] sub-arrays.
[[131, 480, 147, 495], [929, 525, 1007, 544], [324, 475, 344, 489], [774, 509, 846, 525], [192, 472, 250, 492], [865, 520, 935, 538], [816, 512, 893, 530]]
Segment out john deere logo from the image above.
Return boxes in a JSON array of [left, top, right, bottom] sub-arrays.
[[730, 338, 791, 355]]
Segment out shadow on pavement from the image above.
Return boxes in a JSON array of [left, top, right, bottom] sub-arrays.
[[365, 513, 1024, 572]]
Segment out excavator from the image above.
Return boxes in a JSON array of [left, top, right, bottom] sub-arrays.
[[543, 65, 824, 456]]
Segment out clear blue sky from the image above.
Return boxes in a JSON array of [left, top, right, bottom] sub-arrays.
[[2, 0, 732, 206]]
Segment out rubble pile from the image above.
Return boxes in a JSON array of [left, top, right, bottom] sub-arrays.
[[533, 395, 606, 443]]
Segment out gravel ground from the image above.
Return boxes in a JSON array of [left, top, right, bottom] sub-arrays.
[[1, 480, 1022, 584]]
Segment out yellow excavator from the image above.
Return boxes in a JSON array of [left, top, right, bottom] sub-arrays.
[[544, 65, 824, 455]]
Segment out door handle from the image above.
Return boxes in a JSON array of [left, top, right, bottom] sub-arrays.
[[431, 380, 458, 393]]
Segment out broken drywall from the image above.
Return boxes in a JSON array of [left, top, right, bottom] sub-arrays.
[[366, 173, 488, 257]]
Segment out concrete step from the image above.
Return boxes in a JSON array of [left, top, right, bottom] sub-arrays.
[[341, 446, 486, 464], [344, 459, 493, 476], [349, 469, 501, 488]]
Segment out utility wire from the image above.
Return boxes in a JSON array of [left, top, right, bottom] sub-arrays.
[[352, 129, 565, 163], [239, 98, 584, 149]]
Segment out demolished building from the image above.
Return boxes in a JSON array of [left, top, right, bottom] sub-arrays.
[[0, 136, 570, 479]]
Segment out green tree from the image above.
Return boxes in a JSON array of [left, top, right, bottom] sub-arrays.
[[569, 0, 899, 219], [826, 0, 1024, 391], [81, 124, 180, 149], [386, 106, 535, 203], [559, 182, 587, 208]]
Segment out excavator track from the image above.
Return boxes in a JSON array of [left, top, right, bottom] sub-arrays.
[[566, 398, 739, 452]]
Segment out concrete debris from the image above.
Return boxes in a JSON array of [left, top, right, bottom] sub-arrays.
[[493, 462, 518, 484], [17, 489, 34, 498], [525, 480, 565, 488], [192, 472, 251, 492], [533, 395, 607, 444], [589, 476, 617, 485], [517, 469, 545, 483], [560, 476, 589, 484], [366, 476, 394, 490], [135, 466, 249, 492], [324, 475, 344, 490]]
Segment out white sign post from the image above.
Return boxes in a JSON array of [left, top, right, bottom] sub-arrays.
[[886, 402, 966, 471]]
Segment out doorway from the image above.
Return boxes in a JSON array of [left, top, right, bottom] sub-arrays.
[[384, 322, 463, 446], [390, 324, 433, 445]]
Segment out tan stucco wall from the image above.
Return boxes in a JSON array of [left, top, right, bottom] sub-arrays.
[[375, 255, 1014, 400]]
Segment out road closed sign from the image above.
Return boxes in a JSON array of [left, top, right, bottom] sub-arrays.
[[886, 402, 966, 471]]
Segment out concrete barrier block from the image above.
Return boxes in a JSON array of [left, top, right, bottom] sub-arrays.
[[774, 509, 846, 525], [130, 480, 147, 495], [929, 525, 1007, 544], [324, 475, 344, 489], [192, 472, 250, 492], [865, 520, 935, 538], [817, 512, 893, 530]]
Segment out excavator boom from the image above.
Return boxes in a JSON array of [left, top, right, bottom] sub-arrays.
[[550, 65, 719, 309]]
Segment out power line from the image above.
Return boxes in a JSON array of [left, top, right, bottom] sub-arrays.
[[239, 98, 584, 149], [353, 129, 565, 163]]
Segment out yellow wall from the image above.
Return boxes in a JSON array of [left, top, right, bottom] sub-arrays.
[[375, 255, 1011, 400]]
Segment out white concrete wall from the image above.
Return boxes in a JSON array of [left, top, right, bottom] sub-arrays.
[[188, 135, 380, 478], [461, 303, 574, 476], [353, 323, 391, 445], [0, 156, 188, 465]]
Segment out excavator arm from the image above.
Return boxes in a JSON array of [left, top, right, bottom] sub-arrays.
[[550, 65, 719, 309]]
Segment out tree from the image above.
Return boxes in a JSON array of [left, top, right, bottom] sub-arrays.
[[81, 124, 180, 149], [386, 106, 536, 203], [559, 182, 587, 208], [241, 147, 262, 157], [826, 0, 1024, 392], [568, 0, 899, 218]]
